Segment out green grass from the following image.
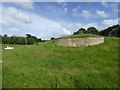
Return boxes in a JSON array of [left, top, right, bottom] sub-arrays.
[[59, 34, 99, 39], [2, 37, 119, 88]]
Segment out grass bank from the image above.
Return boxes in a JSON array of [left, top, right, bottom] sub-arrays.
[[59, 34, 99, 39], [2, 37, 119, 88]]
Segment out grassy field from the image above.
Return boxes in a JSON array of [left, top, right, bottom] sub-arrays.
[[2, 37, 119, 88]]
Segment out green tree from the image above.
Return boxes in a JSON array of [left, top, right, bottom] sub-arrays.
[[3, 34, 9, 44], [87, 27, 98, 34], [78, 28, 86, 34], [27, 38, 35, 45], [51, 37, 55, 40], [0, 35, 2, 44], [73, 28, 86, 35], [99, 24, 120, 37], [2, 34, 42, 45]]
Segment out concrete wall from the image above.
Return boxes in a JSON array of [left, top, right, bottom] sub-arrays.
[[55, 37, 104, 47]]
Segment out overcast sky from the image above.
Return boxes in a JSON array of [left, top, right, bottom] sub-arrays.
[[0, 1, 118, 39]]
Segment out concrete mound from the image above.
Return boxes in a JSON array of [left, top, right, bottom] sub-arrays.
[[55, 37, 104, 47]]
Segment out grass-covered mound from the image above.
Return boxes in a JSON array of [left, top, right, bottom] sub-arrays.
[[2, 37, 119, 88], [59, 34, 99, 39]]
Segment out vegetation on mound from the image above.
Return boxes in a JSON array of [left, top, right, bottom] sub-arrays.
[[73, 24, 120, 37], [59, 34, 99, 39], [57, 24, 120, 39]]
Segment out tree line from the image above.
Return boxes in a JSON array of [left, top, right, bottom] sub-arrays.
[[73, 27, 98, 35], [0, 24, 119, 45], [73, 24, 120, 37], [99, 24, 120, 37], [0, 34, 42, 45]]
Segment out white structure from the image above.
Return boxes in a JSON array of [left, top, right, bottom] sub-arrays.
[[4, 46, 14, 50]]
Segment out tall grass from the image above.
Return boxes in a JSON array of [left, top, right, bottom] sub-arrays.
[[2, 37, 119, 88]]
